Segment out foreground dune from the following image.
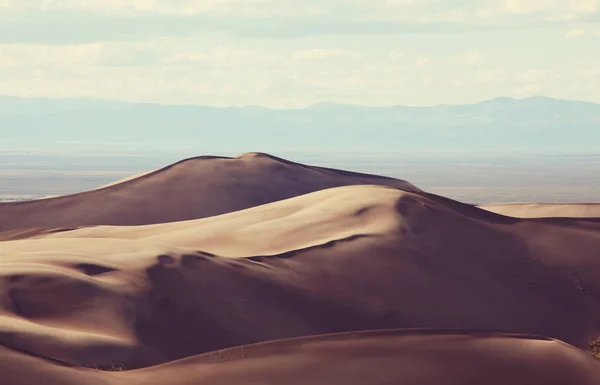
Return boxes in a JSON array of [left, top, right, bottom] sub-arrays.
[[0, 152, 420, 232], [2, 330, 599, 385], [2, 185, 600, 372], [481, 203, 600, 218]]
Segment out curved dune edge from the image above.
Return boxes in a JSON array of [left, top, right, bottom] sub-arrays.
[[95, 170, 156, 190], [96, 152, 416, 190], [139, 328, 556, 366], [2, 329, 600, 385]]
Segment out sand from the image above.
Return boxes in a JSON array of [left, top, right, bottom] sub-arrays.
[[2, 330, 600, 385], [1, 153, 600, 384], [481, 203, 600, 218], [0, 152, 420, 232]]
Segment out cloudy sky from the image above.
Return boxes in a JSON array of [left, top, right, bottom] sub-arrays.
[[0, 0, 599, 108]]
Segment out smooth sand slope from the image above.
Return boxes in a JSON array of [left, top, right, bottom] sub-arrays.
[[2, 185, 600, 373], [0, 152, 420, 232], [481, 203, 600, 218], [2, 330, 600, 385]]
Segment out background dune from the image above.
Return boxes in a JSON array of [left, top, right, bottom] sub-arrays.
[[481, 203, 600, 218], [0, 152, 420, 232]]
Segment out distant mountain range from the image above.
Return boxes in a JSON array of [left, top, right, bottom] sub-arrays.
[[1, 95, 599, 153]]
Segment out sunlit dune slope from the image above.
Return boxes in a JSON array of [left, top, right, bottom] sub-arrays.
[[1, 185, 600, 371], [1, 330, 599, 385]]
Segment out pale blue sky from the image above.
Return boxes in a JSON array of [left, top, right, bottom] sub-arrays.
[[0, 0, 599, 108]]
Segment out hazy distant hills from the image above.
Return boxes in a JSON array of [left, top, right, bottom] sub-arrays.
[[1, 95, 599, 152]]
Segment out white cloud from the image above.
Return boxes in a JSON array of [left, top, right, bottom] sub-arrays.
[[164, 47, 267, 65], [504, 0, 545, 14], [461, 52, 485, 67], [472, 69, 506, 83], [383, 0, 416, 5], [0, 44, 105, 67], [2, 0, 600, 46], [0, 0, 594, 22], [516, 69, 557, 82], [421, 76, 434, 85], [504, 0, 599, 15], [512, 84, 543, 95], [470, 0, 600, 23], [415, 57, 431, 69], [0, 2, 600, 107], [574, 0, 599, 13], [566, 28, 586, 38], [0, 0, 279, 15], [292, 49, 360, 61]]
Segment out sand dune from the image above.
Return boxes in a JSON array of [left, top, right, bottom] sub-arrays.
[[2, 185, 600, 373], [0, 152, 420, 232], [481, 203, 600, 218], [2, 330, 599, 385], [3, 154, 600, 383]]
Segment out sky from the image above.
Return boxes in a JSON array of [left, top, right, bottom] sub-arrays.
[[0, 0, 599, 108]]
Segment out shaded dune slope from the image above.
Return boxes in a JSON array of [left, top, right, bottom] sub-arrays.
[[1, 330, 599, 385], [2, 186, 600, 371], [0, 152, 420, 232]]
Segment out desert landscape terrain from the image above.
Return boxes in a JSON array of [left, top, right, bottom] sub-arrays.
[[1, 152, 600, 384]]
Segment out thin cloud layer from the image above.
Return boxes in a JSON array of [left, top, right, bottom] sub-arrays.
[[0, 0, 598, 106], [1, 0, 599, 43]]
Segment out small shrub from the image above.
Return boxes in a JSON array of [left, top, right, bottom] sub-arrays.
[[589, 338, 600, 358], [95, 363, 127, 372]]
